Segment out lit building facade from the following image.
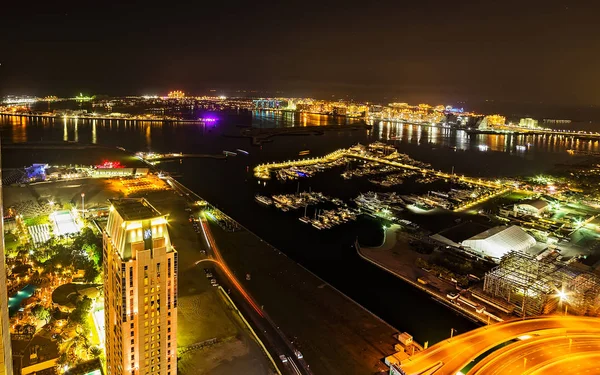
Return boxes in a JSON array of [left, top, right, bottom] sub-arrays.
[[0, 142, 13, 375], [519, 117, 538, 128], [482, 114, 506, 128], [104, 199, 177, 375], [166, 90, 185, 99]]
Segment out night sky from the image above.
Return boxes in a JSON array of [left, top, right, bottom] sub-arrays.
[[1, 1, 599, 112]]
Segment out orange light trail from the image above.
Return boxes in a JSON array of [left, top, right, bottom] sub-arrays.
[[200, 215, 265, 317]]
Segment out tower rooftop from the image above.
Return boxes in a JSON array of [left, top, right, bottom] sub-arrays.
[[109, 198, 162, 221]]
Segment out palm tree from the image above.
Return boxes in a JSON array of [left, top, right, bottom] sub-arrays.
[[89, 346, 102, 358]]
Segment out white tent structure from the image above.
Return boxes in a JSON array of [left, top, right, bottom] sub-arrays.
[[462, 225, 536, 260]]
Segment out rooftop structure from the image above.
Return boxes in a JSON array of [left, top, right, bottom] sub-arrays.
[[462, 225, 536, 260], [109, 198, 162, 222]]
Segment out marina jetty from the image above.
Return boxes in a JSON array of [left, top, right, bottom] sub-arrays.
[[253, 143, 501, 190]]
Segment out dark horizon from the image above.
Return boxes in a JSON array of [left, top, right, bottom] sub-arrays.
[[2, 1, 599, 116]]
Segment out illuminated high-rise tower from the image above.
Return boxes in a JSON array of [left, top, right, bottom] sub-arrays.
[[104, 199, 177, 375], [0, 143, 13, 375]]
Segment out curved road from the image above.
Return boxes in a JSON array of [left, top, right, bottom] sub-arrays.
[[523, 352, 600, 374], [468, 334, 600, 374], [168, 176, 311, 375], [399, 316, 600, 375]]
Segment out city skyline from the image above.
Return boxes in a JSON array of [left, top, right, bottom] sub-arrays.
[[2, 2, 600, 374], [2, 1, 600, 110], [2, 96, 600, 374]]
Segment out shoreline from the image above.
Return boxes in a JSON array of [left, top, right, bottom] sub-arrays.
[[355, 239, 496, 326], [169, 177, 399, 373], [167, 176, 401, 334]]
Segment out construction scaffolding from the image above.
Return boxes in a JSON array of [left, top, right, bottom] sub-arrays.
[[483, 251, 600, 317]]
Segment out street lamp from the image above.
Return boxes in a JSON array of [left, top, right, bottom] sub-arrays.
[[81, 193, 85, 218], [556, 288, 569, 315]]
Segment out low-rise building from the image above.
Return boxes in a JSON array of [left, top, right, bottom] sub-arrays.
[[515, 199, 549, 216], [461, 225, 536, 261]]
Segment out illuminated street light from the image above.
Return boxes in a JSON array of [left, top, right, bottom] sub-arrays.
[[556, 289, 568, 301]]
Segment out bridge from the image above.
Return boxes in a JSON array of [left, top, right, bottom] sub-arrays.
[[396, 316, 600, 375]]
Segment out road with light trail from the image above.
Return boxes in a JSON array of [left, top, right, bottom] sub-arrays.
[[398, 316, 600, 375], [169, 176, 312, 375], [468, 333, 600, 374]]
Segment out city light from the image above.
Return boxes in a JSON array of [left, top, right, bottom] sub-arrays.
[[557, 289, 568, 301], [167, 90, 185, 99], [96, 160, 124, 169], [5, 3, 600, 375]]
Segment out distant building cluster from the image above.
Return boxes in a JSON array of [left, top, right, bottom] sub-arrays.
[[14, 163, 149, 185], [253, 98, 369, 118], [480, 114, 506, 129], [166, 90, 185, 99], [519, 117, 538, 128], [252, 98, 489, 126], [0, 93, 561, 132]]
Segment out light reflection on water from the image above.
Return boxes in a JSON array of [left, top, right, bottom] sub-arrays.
[[372, 121, 600, 154], [2, 113, 599, 158]]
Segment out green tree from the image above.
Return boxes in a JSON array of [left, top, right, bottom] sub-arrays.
[[70, 296, 93, 325], [83, 264, 100, 283], [31, 304, 51, 324]]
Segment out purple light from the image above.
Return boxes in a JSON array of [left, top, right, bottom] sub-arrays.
[[200, 117, 217, 122]]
